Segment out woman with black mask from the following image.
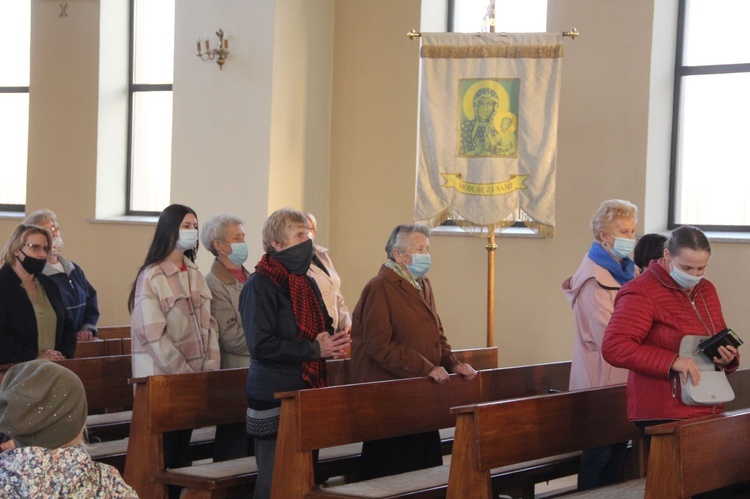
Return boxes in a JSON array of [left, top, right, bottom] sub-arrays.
[[239, 208, 351, 499], [0, 224, 76, 365]]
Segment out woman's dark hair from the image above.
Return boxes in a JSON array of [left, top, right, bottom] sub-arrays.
[[666, 225, 711, 257], [128, 204, 198, 311], [633, 233, 667, 270]]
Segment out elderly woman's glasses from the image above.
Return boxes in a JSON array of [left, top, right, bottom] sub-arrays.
[[23, 243, 50, 254]]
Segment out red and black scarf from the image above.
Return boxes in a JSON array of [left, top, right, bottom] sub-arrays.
[[255, 253, 327, 388]]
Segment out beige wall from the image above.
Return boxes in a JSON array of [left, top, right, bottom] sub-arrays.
[[329, 0, 750, 367], [10, 0, 749, 366]]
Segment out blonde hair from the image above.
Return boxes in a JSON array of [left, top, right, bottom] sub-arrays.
[[23, 209, 57, 227], [262, 208, 309, 253], [590, 199, 638, 241], [1, 224, 52, 266]]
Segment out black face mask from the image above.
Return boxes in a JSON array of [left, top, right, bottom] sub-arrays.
[[19, 253, 47, 275], [274, 239, 313, 275]]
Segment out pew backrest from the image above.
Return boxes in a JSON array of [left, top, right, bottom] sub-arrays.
[[97, 325, 131, 339], [446, 385, 640, 499], [645, 408, 750, 498], [56, 354, 133, 411], [723, 367, 750, 411], [272, 361, 571, 498], [324, 346, 500, 387], [123, 367, 249, 498], [453, 346, 499, 370]]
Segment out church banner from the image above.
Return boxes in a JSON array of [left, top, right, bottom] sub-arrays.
[[414, 33, 562, 237]]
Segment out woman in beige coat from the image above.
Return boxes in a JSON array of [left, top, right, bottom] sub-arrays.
[[202, 213, 252, 369], [201, 213, 253, 461]]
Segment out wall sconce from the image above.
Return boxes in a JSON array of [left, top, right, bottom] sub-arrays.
[[196, 29, 230, 70]]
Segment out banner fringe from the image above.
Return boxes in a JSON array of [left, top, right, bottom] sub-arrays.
[[416, 208, 555, 239]]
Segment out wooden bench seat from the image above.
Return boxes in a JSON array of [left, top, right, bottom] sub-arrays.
[[305, 452, 582, 499], [88, 425, 217, 473], [272, 361, 573, 498], [555, 477, 647, 498], [445, 385, 643, 499]]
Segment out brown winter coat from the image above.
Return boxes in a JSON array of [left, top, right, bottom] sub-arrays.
[[350, 264, 459, 383]]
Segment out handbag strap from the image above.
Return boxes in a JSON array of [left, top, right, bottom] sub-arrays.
[[699, 289, 717, 335]]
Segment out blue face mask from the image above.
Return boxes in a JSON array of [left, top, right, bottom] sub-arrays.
[[406, 253, 431, 278], [226, 242, 248, 267], [670, 262, 703, 289], [176, 229, 198, 252], [608, 235, 636, 259]]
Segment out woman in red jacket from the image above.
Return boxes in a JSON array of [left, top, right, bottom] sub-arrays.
[[602, 226, 739, 442]]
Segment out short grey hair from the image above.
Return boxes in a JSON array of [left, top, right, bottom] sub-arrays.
[[262, 208, 309, 253], [590, 199, 638, 241], [23, 209, 57, 227], [385, 224, 431, 260], [201, 213, 243, 256]]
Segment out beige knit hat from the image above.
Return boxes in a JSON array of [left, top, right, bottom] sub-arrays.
[[0, 360, 87, 449]]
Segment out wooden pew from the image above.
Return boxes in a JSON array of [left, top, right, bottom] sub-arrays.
[[46, 355, 134, 440], [124, 368, 252, 499], [644, 409, 750, 498], [724, 366, 750, 411], [123, 360, 567, 499], [272, 361, 572, 498], [446, 385, 643, 499]]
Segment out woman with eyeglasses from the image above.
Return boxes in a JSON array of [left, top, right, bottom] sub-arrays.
[[0, 224, 76, 365]]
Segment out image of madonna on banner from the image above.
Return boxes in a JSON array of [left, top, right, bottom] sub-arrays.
[[415, 32, 563, 237]]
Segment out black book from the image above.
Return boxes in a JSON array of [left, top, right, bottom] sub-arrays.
[[697, 328, 743, 360]]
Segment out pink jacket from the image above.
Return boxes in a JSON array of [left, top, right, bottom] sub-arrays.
[[131, 257, 220, 377], [562, 254, 630, 390], [602, 259, 739, 421]]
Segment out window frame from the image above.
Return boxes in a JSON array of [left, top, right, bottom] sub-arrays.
[[125, 0, 173, 217], [0, 0, 31, 212], [668, 0, 750, 231], [0, 85, 28, 212]]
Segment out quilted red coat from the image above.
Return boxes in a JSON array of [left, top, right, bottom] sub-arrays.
[[602, 258, 739, 421]]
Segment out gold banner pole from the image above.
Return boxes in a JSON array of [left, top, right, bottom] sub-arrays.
[[486, 232, 497, 347]]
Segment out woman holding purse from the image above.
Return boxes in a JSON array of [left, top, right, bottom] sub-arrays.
[[602, 226, 739, 443]]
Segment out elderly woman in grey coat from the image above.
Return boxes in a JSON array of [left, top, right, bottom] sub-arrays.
[[201, 213, 253, 461]]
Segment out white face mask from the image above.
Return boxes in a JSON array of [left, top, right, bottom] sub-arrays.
[[670, 261, 703, 289], [406, 253, 431, 278], [607, 234, 636, 259], [176, 229, 198, 251]]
